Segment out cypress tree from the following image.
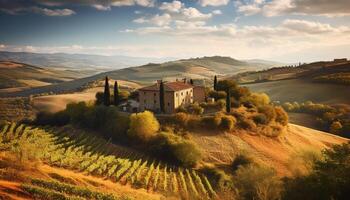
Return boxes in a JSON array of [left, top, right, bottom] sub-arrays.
[[190, 79, 194, 85], [114, 80, 119, 106], [214, 75, 217, 91], [104, 76, 110, 106], [159, 80, 165, 113], [226, 89, 231, 113]]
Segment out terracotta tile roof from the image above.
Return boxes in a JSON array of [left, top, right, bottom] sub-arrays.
[[139, 81, 193, 92]]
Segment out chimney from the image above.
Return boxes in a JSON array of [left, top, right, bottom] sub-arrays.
[[183, 78, 187, 83]]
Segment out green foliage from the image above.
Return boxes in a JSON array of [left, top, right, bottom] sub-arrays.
[[127, 111, 160, 142], [95, 92, 104, 105], [150, 132, 202, 167], [220, 115, 236, 131], [282, 142, 350, 200], [258, 105, 276, 124], [104, 76, 110, 106], [199, 165, 233, 190], [232, 154, 253, 171], [282, 101, 349, 137], [186, 102, 204, 115], [226, 89, 231, 113], [114, 81, 119, 106], [275, 106, 289, 126], [159, 80, 165, 113], [208, 90, 227, 101], [234, 164, 282, 200], [241, 93, 270, 107], [252, 114, 268, 125]]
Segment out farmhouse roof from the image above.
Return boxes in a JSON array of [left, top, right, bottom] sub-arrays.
[[139, 81, 193, 92]]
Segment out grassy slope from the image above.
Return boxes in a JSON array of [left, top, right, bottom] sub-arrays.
[[244, 79, 350, 105], [0, 61, 91, 93], [191, 123, 348, 176]]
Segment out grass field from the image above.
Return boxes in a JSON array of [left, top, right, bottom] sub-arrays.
[[191, 123, 348, 176], [244, 79, 350, 105]]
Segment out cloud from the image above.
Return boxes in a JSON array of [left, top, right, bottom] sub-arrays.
[[159, 0, 184, 13], [212, 9, 222, 15], [134, 13, 172, 26], [31, 7, 75, 16], [237, 0, 350, 17], [238, 4, 261, 16], [198, 0, 230, 7], [0, 0, 155, 15]]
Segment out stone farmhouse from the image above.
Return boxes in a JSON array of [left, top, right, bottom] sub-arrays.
[[138, 80, 206, 114]]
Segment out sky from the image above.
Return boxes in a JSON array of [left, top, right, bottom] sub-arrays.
[[0, 0, 350, 62]]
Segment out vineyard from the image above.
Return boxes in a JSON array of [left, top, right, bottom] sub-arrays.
[[0, 122, 216, 199]]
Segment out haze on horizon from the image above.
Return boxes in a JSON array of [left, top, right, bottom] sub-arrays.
[[0, 0, 350, 63]]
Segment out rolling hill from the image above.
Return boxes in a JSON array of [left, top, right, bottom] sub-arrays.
[[0, 51, 174, 72], [1, 56, 283, 97], [233, 60, 350, 105], [0, 61, 93, 92]]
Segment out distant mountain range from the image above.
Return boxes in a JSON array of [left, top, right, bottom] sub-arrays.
[[0, 51, 175, 72], [0, 54, 286, 97]]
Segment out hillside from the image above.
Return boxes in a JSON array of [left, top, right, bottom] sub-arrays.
[[0, 61, 92, 93], [0, 51, 174, 72], [191, 123, 348, 176], [3, 56, 283, 97], [232, 60, 350, 105]]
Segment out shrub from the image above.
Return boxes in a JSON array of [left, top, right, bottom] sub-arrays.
[[128, 111, 160, 142], [330, 121, 342, 134], [274, 106, 289, 126], [241, 93, 270, 107], [234, 164, 282, 200], [252, 114, 268, 125], [258, 105, 276, 123], [238, 118, 256, 130], [187, 103, 204, 115], [199, 164, 233, 190], [232, 154, 253, 171], [150, 132, 202, 167], [220, 115, 236, 131], [282, 142, 350, 200], [208, 90, 227, 100]]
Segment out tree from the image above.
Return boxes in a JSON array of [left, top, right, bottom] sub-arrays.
[[159, 80, 165, 113], [226, 89, 231, 113], [330, 121, 342, 134], [114, 80, 119, 106], [190, 79, 194, 85], [128, 111, 160, 142], [104, 76, 110, 106], [214, 75, 218, 91]]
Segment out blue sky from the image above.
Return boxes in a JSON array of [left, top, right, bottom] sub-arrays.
[[0, 0, 350, 62]]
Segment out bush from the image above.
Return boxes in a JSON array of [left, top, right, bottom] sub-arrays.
[[187, 103, 204, 115], [199, 164, 233, 190], [128, 111, 160, 142], [275, 106, 289, 126], [330, 121, 342, 134], [234, 164, 282, 200], [282, 142, 350, 200], [252, 114, 268, 125], [258, 105, 276, 123], [150, 132, 202, 167], [238, 118, 257, 130], [220, 115, 236, 131], [232, 154, 253, 171], [242, 93, 270, 107], [208, 90, 227, 100]]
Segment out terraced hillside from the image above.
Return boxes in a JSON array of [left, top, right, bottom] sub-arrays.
[[0, 122, 216, 200]]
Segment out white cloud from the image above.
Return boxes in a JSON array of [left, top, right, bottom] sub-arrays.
[[31, 7, 75, 16], [238, 4, 261, 16], [199, 0, 230, 7], [181, 7, 212, 20], [237, 0, 350, 17], [91, 4, 111, 11], [160, 1, 184, 13], [134, 14, 172, 26], [212, 9, 222, 15]]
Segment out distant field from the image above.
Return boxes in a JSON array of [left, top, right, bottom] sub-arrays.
[[33, 87, 102, 113], [244, 79, 350, 105]]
